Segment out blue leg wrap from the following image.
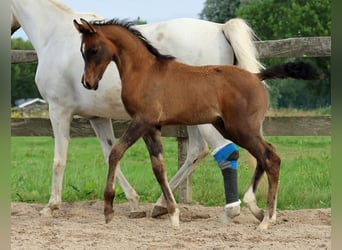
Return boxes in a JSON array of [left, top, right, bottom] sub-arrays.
[[212, 143, 240, 204], [212, 143, 239, 170]]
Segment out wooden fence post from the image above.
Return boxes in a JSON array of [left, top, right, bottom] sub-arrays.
[[176, 136, 191, 203]]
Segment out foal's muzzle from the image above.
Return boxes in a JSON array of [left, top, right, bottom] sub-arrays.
[[81, 74, 98, 90], [82, 81, 92, 90]]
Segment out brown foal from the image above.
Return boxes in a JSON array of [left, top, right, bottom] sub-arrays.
[[74, 18, 319, 229]]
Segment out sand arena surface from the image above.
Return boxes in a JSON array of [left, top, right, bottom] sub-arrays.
[[11, 201, 330, 249]]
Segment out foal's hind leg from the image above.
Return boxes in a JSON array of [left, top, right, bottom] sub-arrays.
[[143, 127, 180, 228], [243, 162, 266, 221], [152, 125, 208, 217], [258, 142, 280, 230], [244, 139, 281, 230], [216, 116, 281, 229]]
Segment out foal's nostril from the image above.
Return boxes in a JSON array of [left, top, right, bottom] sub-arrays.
[[82, 81, 92, 89]]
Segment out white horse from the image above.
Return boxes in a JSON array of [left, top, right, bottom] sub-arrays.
[[12, 0, 263, 220]]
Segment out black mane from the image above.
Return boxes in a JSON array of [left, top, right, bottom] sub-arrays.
[[90, 18, 175, 61]]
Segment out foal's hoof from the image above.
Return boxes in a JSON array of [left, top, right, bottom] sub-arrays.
[[257, 220, 270, 230], [128, 211, 147, 218], [151, 205, 168, 218], [104, 211, 114, 224]]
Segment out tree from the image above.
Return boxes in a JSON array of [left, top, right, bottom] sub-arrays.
[[199, 0, 240, 23], [11, 38, 41, 106], [135, 16, 147, 25], [236, 0, 331, 39], [235, 0, 331, 109]]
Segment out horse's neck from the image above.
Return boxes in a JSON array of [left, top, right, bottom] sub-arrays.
[[12, 0, 72, 52], [12, 0, 82, 54], [103, 26, 156, 81]]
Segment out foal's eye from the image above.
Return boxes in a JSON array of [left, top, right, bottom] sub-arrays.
[[91, 47, 98, 54]]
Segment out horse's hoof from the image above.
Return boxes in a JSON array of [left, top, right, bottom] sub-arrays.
[[254, 210, 265, 222], [151, 205, 168, 218], [257, 220, 269, 230], [170, 208, 180, 228], [104, 211, 114, 224], [39, 206, 53, 217], [223, 204, 240, 223], [243, 199, 264, 222], [128, 211, 147, 218]]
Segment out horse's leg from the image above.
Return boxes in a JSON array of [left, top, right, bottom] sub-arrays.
[[89, 117, 145, 217], [240, 137, 281, 230], [104, 119, 149, 223], [152, 125, 208, 217], [197, 124, 241, 222], [143, 127, 179, 228], [243, 163, 265, 221], [152, 124, 241, 222], [40, 107, 72, 216], [256, 142, 280, 230], [214, 117, 281, 230]]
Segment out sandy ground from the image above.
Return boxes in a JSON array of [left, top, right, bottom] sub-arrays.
[[11, 201, 331, 249]]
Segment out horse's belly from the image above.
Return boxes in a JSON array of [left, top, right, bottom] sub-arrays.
[[160, 108, 219, 126]]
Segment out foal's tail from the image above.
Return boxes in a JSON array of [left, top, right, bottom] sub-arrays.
[[257, 61, 321, 81]]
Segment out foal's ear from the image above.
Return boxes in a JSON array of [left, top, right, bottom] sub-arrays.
[[73, 18, 96, 34]]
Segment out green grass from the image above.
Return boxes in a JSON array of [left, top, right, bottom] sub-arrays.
[[267, 106, 331, 116], [11, 136, 331, 210]]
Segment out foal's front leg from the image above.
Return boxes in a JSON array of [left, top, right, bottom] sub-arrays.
[[104, 120, 149, 223], [143, 127, 180, 228], [90, 117, 144, 217]]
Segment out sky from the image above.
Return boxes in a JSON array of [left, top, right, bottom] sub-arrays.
[[12, 0, 206, 40]]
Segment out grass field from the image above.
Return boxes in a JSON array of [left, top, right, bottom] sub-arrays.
[[11, 136, 331, 210]]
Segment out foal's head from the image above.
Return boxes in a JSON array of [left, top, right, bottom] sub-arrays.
[[74, 18, 114, 90]]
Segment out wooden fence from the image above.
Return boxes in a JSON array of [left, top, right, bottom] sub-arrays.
[[11, 116, 331, 138], [11, 36, 331, 203], [11, 36, 331, 64]]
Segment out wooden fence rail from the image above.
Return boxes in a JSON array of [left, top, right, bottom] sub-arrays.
[[11, 116, 331, 138], [11, 36, 331, 203], [255, 36, 331, 58], [11, 36, 331, 64]]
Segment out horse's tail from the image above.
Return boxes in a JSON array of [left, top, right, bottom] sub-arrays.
[[257, 61, 321, 81], [222, 18, 264, 73]]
